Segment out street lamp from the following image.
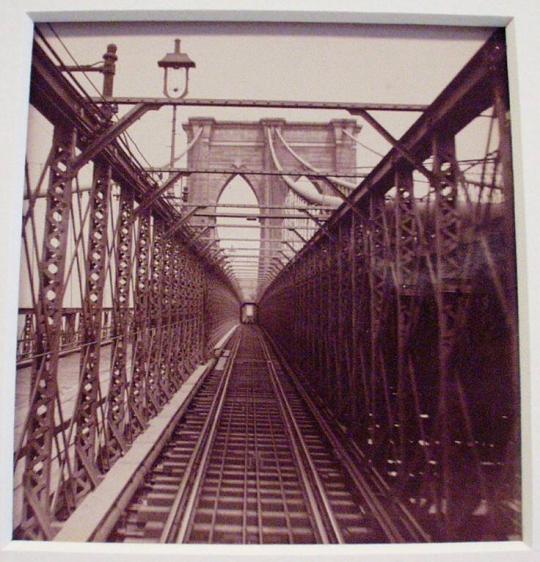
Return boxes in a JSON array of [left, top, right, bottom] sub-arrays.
[[158, 39, 196, 99]]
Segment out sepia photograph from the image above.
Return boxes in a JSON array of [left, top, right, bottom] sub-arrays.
[[3, 12, 529, 555]]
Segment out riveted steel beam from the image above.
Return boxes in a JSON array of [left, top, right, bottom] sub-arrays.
[[92, 96, 428, 112]]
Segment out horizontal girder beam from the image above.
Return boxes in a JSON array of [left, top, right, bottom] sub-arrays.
[[188, 212, 324, 220], [178, 203, 334, 212], [150, 167, 367, 180], [92, 97, 428, 112], [192, 223, 319, 230]]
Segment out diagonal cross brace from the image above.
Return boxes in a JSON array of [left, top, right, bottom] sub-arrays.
[[288, 228, 309, 244], [300, 209, 336, 242], [70, 103, 158, 177], [350, 108, 441, 185], [279, 246, 298, 261], [135, 170, 188, 218], [309, 174, 365, 221], [200, 239, 220, 256], [163, 206, 206, 239]]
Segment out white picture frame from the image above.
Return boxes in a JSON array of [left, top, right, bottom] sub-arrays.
[[1, 1, 538, 560]]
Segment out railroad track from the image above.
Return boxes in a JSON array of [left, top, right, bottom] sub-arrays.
[[108, 325, 427, 544]]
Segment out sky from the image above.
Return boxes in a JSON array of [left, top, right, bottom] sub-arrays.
[[28, 21, 494, 168], [24, 21, 497, 300]]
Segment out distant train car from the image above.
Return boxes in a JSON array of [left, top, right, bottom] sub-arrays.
[[241, 302, 257, 324]]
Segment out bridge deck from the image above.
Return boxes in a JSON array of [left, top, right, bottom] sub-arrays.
[[12, 28, 520, 544]]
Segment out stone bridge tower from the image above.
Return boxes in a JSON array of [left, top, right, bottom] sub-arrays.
[[182, 118, 361, 295]]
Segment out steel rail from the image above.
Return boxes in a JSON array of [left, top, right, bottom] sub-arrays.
[[170, 326, 329, 543], [257, 330, 343, 543], [262, 327, 431, 543], [178, 327, 329, 543], [160, 333, 242, 543], [108, 326, 412, 543]]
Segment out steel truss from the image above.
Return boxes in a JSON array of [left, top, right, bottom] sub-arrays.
[[15, 30, 520, 543], [15, 41, 240, 539], [259, 31, 520, 541]]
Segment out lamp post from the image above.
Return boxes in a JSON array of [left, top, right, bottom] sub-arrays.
[[156, 39, 196, 208], [158, 39, 196, 100]]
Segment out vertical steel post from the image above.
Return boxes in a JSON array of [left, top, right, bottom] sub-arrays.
[[349, 214, 359, 423], [68, 48, 118, 499], [394, 165, 418, 477], [104, 187, 134, 465], [68, 161, 111, 509], [146, 219, 168, 410], [493, 71, 520, 523], [128, 212, 152, 436], [431, 132, 463, 537], [367, 194, 387, 456], [21, 124, 76, 539], [69, 159, 113, 504]]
